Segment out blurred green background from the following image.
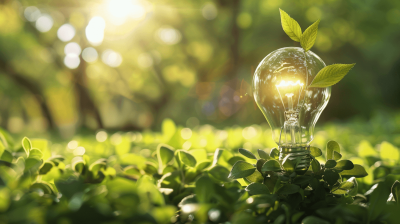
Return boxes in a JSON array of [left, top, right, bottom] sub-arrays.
[[0, 0, 400, 138]]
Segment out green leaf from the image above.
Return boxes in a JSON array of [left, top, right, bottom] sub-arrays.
[[209, 165, 230, 182], [228, 156, 245, 166], [326, 140, 339, 161], [228, 161, 256, 179], [269, 148, 279, 160], [39, 161, 54, 175], [256, 159, 266, 173], [179, 151, 197, 167], [300, 19, 320, 52], [279, 8, 302, 42], [245, 183, 270, 195], [334, 160, 354, 171], [323, 169, 339, 186], [347, 177, 358, 196], [368, 182, 391, 221], [333, 151, 342, 161], [245, 170, 264, 183], [309, 64, 356, 88], [392, 180, 400, 204], [195, 176, 214, 203], [340, 164, 368, 178], [309, 147, 322, 157], [293, 175, 313, 185], [282, 155, 294, 172], [89, 159, 107, 173], [22, 137, 31, 156], [325, 160, 337, 168], [157, 144, 174, 171], [1, 150, 12, 163], [238, 148, 257, 160], [25, 158, 43, 171], [277, 184, 300, 194], [301, 216, 330, 224], [311, 159, 320, 173], [257, 149, 270, 160], [29, 148, 43, 160], [261, 160, 281, 172], [332, 179, 355, 195], [196, 160, 211, 171]]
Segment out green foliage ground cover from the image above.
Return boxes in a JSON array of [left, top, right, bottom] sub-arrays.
[[0, 112, 400, 223]]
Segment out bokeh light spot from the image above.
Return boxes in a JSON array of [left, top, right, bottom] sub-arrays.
[[24, 6, 41, 22], [86, 17, 106, 46], [57, 24, 75, 42], [64, 42, 82, 57], [202, 3, 217, 20], [64, 55, 80, 69], [35, 14, 53, 32], [96, 131, 108, 142], [156, 27, 181, 45], [82, 47, 98, 63], [102, 49, 123, 67]]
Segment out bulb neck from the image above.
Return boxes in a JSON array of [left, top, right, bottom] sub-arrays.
[[279, 146, 311, 171]]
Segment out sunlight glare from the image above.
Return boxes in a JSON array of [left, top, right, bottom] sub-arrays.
[[86, 17, 106, 46], [107, 0, 146, 22]]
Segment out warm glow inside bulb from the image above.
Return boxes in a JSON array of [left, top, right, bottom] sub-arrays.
[[275, 80, 304, 88]]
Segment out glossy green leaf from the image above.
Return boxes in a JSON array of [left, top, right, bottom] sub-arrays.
[[257, 149, 270, 160], [228, 156, 245, 166], [392, 180, 400, 204], [245, 182, 270, 195], [335, 160, 354, 171], [300, 19, 319, 52], [325, 160, 337, 168], [179, 151, 197, 167], [256, 159, 266, 173], [326, 140, 339, 161], [311, 159, 320, 173], [340, 164, 368, 177], [245, 170, 264, 183], [196, 160, 211, 171], [332, 179, 355, 195], [309, 147, 322, 157], [301, 216, 330, 224], [347, 177, 358, 196], [333, 151, 342, 161], [228, 161, 256, 179], [22, 137, 31, 156], [29, 148, 43, 160], [25, 158, 43, 171], [323, 169, 339, 186], [238, 148, 257, 160], [282, 155, 294, 172], [269, 148, 279, 160], [39, 161, 54, 175], [261, 160, 281, 172], [157, 144, 174, 170], [277, 184, 300, 194], [209, 165, 230, 182], [279, 8, 302, 42], [309, 64, 356, 88], [195, 176, 214, 203], [1, 150, 12, 163]]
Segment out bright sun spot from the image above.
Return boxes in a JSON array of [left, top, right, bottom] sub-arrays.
[[107, 0, 146, 24], [86, 17, 106, 46]]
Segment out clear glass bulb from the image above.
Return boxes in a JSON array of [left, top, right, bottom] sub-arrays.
[[253, 47, 331, 167]]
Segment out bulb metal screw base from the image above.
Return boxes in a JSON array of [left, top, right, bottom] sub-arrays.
[[279, 146, 311, 171]]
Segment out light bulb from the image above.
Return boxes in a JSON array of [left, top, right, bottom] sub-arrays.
[[253, 47, 331, 170]]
